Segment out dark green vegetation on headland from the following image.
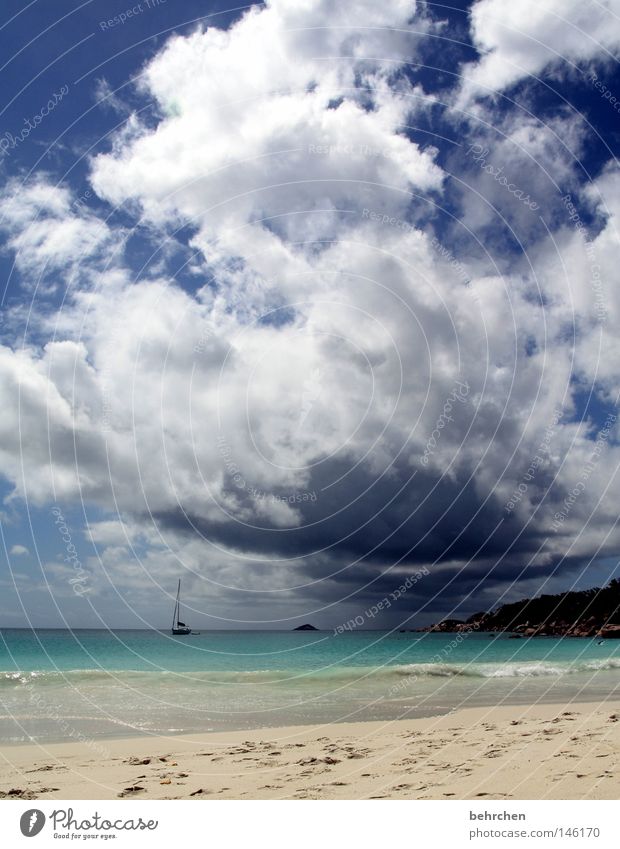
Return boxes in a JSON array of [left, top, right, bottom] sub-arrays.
[[423, 580, 620, 638]]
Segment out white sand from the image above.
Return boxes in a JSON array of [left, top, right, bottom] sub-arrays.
[[1, 701, 619, 800]]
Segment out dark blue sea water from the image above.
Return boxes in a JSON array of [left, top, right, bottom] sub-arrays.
[[1, 629, 619, 742]]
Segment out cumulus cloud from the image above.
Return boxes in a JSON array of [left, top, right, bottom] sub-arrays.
[[461, 0, 620, 99], [0, 178, 120, 284]]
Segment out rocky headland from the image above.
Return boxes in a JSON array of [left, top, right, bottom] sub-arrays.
[[421, 579, 620, 638]]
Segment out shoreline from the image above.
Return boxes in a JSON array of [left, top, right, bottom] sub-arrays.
[[2, 685, 619, 748], [1, 700, 619, 800]]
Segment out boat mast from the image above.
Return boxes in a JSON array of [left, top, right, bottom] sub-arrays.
[[173, 579, 181, 629]]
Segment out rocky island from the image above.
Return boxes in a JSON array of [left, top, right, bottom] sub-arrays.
[[421, 579, 620, 638]]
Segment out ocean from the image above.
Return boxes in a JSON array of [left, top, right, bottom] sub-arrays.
[[1, 629, 619, 743]]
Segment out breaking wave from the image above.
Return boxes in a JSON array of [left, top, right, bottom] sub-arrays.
[[2, 657, 620, 688]]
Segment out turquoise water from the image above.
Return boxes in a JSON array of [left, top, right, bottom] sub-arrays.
[[1, 629, 619, 742]]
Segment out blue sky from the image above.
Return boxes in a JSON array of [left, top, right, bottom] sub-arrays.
[[1, 0, 620, 629]]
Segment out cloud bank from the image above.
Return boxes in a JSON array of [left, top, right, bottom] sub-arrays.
[[1, 0, 619, 626]]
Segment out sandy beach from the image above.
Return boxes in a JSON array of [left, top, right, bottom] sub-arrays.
[[1, 701, 618, 801]]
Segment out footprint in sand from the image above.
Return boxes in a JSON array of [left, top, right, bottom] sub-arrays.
[[0, 789, 38, 799], [475, 791, 512, 798], [118, 785, 145, 798]]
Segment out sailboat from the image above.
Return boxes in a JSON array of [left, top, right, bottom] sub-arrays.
[[171, 579, 192, 635]]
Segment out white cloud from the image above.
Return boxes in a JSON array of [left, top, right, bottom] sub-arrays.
[[90, 0, 442, 252], [10, 544, 29, 556], [461, 0, 620, 99], [0, 178, 120, 284]]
